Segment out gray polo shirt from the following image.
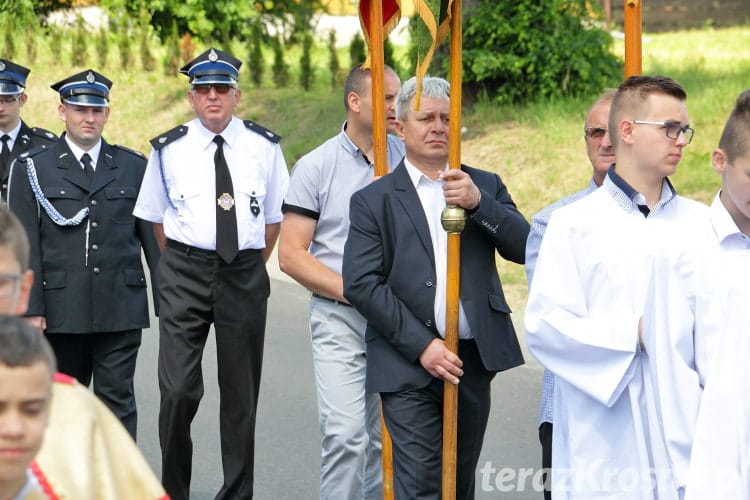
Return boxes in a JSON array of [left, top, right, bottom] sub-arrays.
[[282, 122, 405, 274]]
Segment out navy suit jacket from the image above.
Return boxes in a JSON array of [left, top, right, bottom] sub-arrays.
[[343, 161, 529, 393], [8, 135, 160, 334]]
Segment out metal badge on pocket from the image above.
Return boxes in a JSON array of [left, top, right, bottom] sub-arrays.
[[249, 191, 260, 217]]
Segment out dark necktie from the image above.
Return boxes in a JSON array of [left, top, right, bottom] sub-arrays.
[[214, 135, 238, 263], [0, 135, 11, 174], [81, 153, 94, 180]]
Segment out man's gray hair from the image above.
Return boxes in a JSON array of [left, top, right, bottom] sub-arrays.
[[395, 76, 450, 121]]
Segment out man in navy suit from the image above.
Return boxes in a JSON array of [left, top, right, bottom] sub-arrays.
[[343, 76, 529, 499]]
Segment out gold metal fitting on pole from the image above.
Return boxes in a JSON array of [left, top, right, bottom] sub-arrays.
[[441, 205, 466, 233]]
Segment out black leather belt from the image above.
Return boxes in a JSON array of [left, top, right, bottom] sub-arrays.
[[166, 239, 261, 258], [312, 293, 353, 307]]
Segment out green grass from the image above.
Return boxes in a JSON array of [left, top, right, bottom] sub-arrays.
[[8, 24, 750, 308]]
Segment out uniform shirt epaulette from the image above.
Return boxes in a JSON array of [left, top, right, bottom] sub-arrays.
[[150, 125, 189, 150], [29, 127, 58, 142], [114, 144, 146, 159], [243, 120, 281, 144], [17, 144, 50, 162]]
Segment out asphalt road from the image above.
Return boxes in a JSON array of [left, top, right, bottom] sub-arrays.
[[134, 257, 544, 500]]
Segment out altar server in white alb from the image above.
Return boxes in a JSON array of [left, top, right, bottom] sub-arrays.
[[525, 75, 711, 499], [674, 89, 750, 500]]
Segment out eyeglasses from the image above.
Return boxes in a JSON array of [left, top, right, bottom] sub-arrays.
[[0, 273, 21, 298], [191, 84, 235, 96], [584, 127, 608, 139], [0, 95, 21, 105], [631, 120, 694, 144]]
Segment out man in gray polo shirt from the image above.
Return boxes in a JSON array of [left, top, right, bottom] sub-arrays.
[[278, 64, 404, 500]]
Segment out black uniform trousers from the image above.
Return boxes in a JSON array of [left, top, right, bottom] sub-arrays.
[[539, 421, 553, 500], [46, 329, 142, 439], [157, 242, 269, 500], [380, 339, 496, 500]]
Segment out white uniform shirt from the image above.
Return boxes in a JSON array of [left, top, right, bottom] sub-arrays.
[[710, 191, 750, 250], [525, 175, 711, 499], [403, 159, 472, 340], [134, 116, 289, 250]]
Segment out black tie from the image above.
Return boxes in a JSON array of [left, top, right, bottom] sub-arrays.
[[214, 135, 238, 263], [0, 135, 11, 174], [81, 153, 94, 180]]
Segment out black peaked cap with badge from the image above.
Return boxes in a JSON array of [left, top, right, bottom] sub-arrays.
[[179, 48, 242, 86], [0, 58, 30, 95], [51, 69, 112, 107]]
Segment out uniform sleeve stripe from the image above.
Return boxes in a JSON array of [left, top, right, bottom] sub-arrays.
[[282, 203, 319, 220]]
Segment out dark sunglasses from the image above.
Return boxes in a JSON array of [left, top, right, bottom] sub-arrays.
[[191, 84, 235, 95]]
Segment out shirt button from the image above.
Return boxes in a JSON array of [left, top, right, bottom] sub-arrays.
[[91, 200, 97, 206], [425, 281, 433, 287], [1, 184, 6, 190], [91, 221, 98, 228], [91, 244, 99, 251], [425, 320, 433, 327], [120, 189, 125, 194], [60, 190, 66, 195], [93, 267, 100, 274]]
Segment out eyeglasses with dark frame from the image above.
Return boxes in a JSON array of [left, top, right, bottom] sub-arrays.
[[630, 120, 694, 144], [0, 95, 22, 105], [584, 127, 608, 139], [190, 84, 235, 96], [0, 273, 21, 298]]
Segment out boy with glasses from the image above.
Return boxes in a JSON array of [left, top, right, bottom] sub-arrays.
[[525, 75, 711, 499], [0, 59, 56, 201]]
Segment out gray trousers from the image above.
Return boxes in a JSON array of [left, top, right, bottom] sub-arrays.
[[309, 296, 383, 500]]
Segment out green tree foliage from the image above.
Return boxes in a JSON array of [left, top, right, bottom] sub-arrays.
[[299, 32, 314, 91], [2, 17, 16, 59], [162, 19, 181, 76], [116, 20, 133, 68], [48, 26, 63, 62], [383, 37, 399, 75], [139, 11, 156, 72], [99, 0, 326, 47], [96, 26, 109, 69], [71, 14, 87, 67], [272, 37, 290, 88], [328, 30, 342, 89], [248, 21, 264, 88], [349, 32, 366, 68], [461, 0, 621, 103]]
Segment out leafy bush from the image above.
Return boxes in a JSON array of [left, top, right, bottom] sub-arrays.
[[248, 21, 264, 88], [272, 37, 290, 88], [349, 32, 366, 67], [328, 30, 341, 89], [461, 0, 621, 103], [299, 32, 314, 91]]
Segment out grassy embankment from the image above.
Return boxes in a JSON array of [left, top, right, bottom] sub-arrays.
[[14, 25, 750, 309]]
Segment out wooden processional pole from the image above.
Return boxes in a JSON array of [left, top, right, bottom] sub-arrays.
[[366, 2, 395, 499], [440, 0, 465, 498], [624, 0, 642, 77]]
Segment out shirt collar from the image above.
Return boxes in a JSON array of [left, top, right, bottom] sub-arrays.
[[711, 191, 747, 245], [195, 116, 240, 151], [605, 164, 676, 215], [64, 134, 102, 167], [1, 120, 21, 143], [404, 157, 447, 189]]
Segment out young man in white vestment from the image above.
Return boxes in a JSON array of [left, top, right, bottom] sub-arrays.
[[650, 89, 750, 500], [525, 75, 711, 499]]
